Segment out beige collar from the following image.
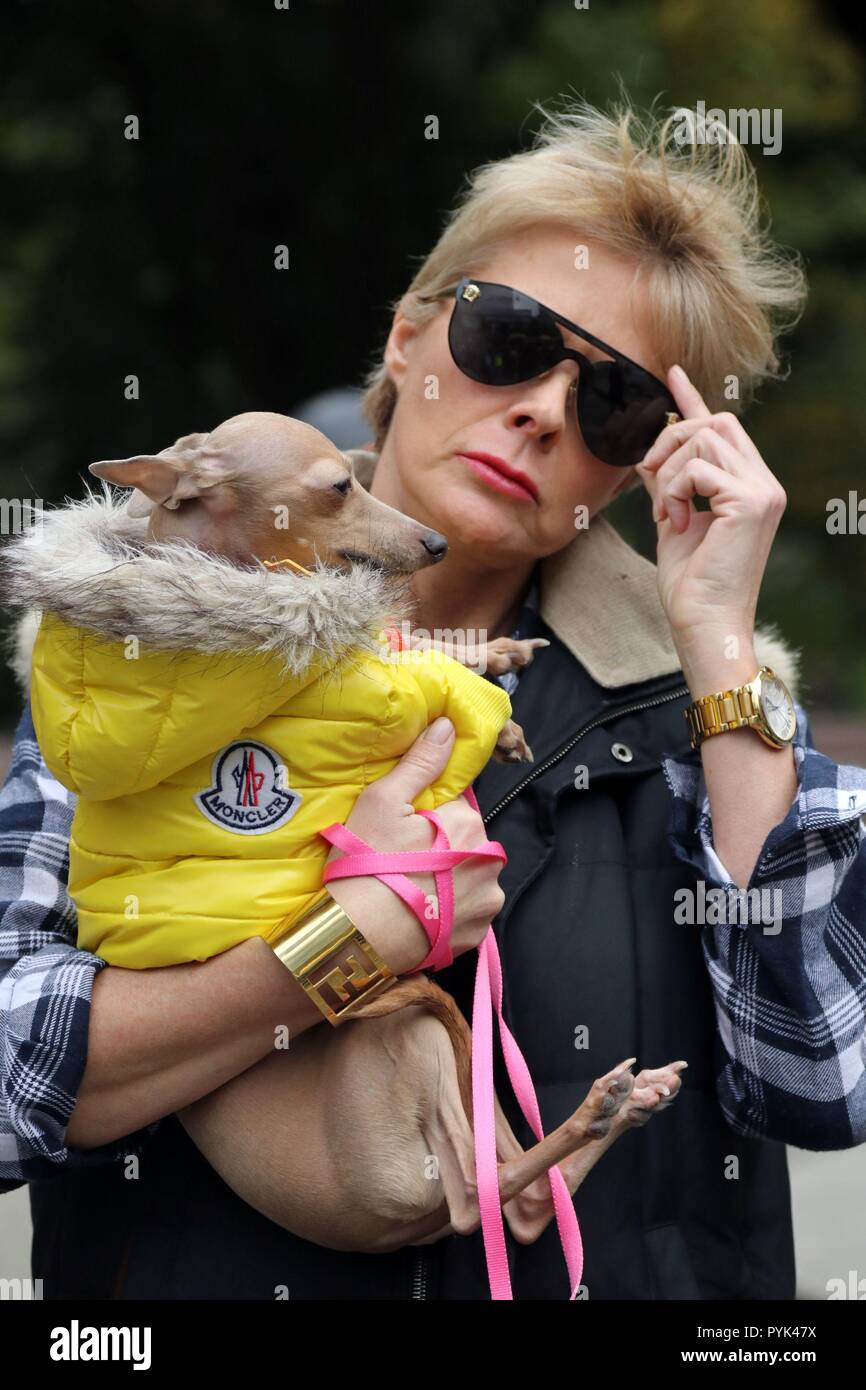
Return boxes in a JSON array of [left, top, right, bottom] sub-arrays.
[[348, 449, 802, 699]]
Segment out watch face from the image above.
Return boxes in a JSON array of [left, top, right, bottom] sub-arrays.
[[759, 675, 797, 742]]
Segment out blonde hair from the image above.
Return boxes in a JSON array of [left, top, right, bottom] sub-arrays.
[[361, 95, 807, 485]]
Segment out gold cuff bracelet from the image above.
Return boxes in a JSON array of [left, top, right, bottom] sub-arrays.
[[271, 893, 397, 1026]]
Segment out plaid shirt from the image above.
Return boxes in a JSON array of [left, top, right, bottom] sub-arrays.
[[2, 583, 865, 1190], [663, 704, 866, 1150]]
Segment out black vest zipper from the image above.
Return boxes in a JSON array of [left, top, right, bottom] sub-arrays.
[[410, 1248, 429, 1299], [482, 684, 690, 826]]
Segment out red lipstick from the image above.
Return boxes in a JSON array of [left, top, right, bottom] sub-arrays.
[[457, 453, 539, 504]]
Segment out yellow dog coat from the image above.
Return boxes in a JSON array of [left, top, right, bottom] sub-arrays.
[[6, 488, 511, 968]]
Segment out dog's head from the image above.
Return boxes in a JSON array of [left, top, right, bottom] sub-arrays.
[[89, 412, 448, 577]]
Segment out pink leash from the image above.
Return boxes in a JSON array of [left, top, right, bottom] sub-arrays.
[[320, 787, 583, 1300]]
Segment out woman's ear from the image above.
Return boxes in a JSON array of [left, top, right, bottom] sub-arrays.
[[383, 298, 423, 391]]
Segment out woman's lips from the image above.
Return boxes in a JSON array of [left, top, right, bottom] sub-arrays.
[[457, 453, 538, 504]]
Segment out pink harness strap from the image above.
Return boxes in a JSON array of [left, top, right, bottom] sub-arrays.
[[319, 811, 501, 973], [320, 788, 584, 1300]]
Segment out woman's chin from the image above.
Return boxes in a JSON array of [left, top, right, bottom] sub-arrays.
[[423, 479, 535, 552]]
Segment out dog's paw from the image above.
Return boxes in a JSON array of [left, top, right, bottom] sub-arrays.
[[619, 1060, 689, 1128], [493, 718, 534, 764], [482, 636, 549, 677]]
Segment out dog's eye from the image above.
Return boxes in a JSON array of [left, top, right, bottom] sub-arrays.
[[332, 476, 352, 497]]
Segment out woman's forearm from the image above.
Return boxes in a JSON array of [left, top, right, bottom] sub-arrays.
[[64, 872, 434, 1150], [678, 636, 799, 889], [65, 936, 323, 1149]]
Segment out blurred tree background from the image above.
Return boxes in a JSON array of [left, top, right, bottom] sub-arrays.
[[1, 0, 864, 727]]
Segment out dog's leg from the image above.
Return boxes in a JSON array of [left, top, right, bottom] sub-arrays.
[[401, 1036, 682, 1251], [415, 1056, 687, 1246], [409, 631, 549, 677], [476, 636, 550, 679], [391, 989, 687, 1249], [492, 717, 534, 763], [335, 984, 688, 1251], [407, 631, 545, 763], [492, 1060, 688, 1244]]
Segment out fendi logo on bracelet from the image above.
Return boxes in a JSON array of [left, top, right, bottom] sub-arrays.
[[271, 895, 397, 1025]]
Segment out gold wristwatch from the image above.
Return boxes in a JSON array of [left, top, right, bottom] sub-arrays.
[[684, 665, 797, 752], [271, 892, 397, 1025]]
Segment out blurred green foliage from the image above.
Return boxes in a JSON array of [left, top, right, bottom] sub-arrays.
[[1, 0, 864, 721]]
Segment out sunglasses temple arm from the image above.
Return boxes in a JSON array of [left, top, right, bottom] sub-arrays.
[[413, 284, 461, 305], [549, 308, 674, 398]]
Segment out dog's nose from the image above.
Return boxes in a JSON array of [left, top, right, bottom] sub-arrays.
[[420, 530, 449, 561]]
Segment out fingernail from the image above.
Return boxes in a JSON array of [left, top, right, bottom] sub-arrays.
[[671, 364, 688, 383], [426, 716, 454, 743]]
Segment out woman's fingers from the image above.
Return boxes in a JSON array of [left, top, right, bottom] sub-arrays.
[[364, 717, 456, 818], [660, 457, 736, 531], [668, 363, 713, 421], [333, 727, 506, 962], [640, 426, 752, 526], [640, 364, 761, 483], [659, 426, 743, 490], [641, 415, 760, 477]]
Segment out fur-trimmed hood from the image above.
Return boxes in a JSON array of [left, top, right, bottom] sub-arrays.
[[1, 482, 414, 693], [1, 455, 802, 702]]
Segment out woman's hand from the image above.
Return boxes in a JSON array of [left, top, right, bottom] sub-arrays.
[[325, 717, 505, 974], [634, 365, 787, 687]]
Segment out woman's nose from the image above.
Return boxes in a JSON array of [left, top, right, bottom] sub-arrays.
[[506, 367, 577, 435]]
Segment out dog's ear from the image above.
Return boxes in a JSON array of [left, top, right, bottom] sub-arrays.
[[89, 433, 234, 515], [89, 455, 195, 516], [343, 448, 379, 491]]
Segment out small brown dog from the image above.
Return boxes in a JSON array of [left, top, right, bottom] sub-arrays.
[[89, 412, 686, 1255], [91, 411, 538, 762]]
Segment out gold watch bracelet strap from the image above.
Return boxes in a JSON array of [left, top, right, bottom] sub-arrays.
[[685, 678, 761, 751], [271, 893, 397, 1026]]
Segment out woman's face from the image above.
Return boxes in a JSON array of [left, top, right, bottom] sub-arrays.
[[379, 224, 666, 568]]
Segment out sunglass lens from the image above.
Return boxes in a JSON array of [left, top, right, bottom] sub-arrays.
[[577, 360, 673, 467], [449, 284, 563, 386]]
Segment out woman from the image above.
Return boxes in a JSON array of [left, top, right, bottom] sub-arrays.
[[2, 99, 865, 1301]]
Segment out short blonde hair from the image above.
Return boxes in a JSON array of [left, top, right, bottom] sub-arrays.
[[361, 95, 807, 483]]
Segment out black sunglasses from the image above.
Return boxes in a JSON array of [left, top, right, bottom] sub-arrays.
[[424, 277, 680, 468]]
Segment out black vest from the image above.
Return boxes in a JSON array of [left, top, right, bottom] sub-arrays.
[[30, 620, 795, 1300]]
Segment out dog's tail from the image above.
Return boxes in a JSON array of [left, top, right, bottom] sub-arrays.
[[349, 975, 474, 1125]]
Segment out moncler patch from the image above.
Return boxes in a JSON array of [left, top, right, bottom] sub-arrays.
[[195, 740, 302, 835]]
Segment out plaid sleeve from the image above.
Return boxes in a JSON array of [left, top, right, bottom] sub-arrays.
[[661, 703, 866, 1151], [0, 703, 156, 1191]]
